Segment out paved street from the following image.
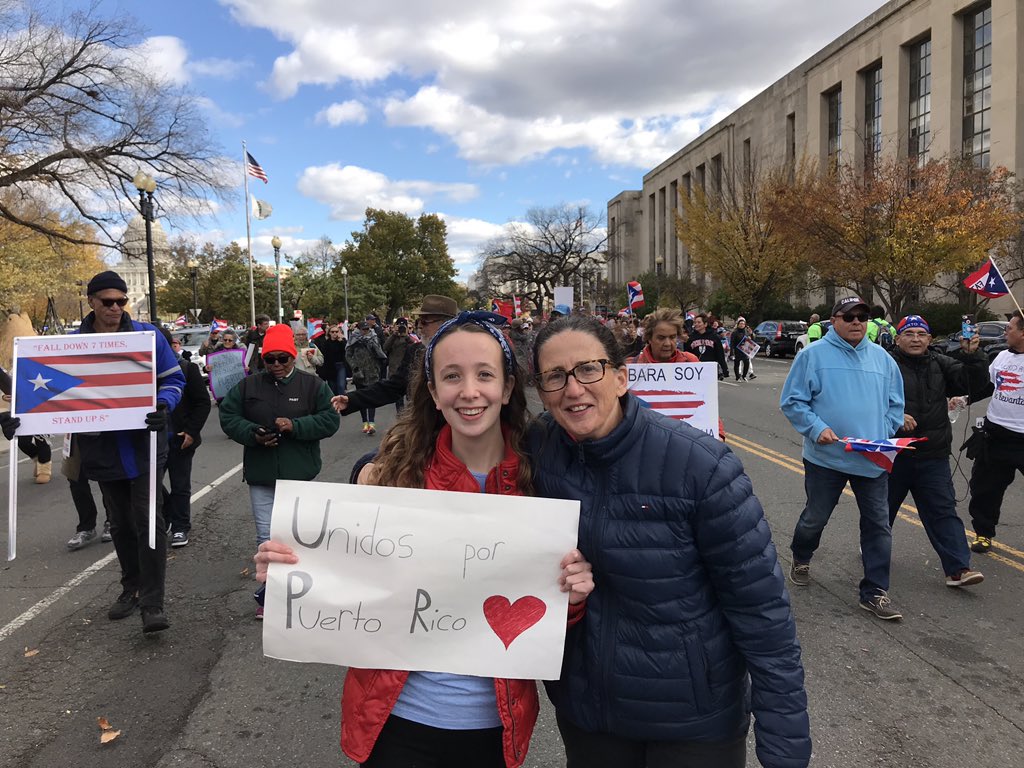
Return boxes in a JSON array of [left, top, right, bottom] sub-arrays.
[[1, 360, 1023, 767]]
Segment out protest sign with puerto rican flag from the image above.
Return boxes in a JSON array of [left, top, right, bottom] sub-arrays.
[[11, 332, 155, 435], [840, 437, 925, 473], [627, 362, 719, 438]]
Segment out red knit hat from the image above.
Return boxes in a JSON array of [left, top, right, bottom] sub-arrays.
[[261, 323, 297, 358]]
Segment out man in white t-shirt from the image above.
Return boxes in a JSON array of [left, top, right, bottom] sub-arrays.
[[968, 310, 1024, 553]]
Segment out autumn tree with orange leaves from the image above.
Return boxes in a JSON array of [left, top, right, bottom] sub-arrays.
[[675, 162, 807, 321], [768, 155, 1022, 318]]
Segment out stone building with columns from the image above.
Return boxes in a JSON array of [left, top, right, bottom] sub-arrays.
[[608, 0, 1021, 314], [115, 214, 171, 323]]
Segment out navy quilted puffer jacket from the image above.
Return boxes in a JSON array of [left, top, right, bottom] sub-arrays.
[[530, 394, 810, 768]]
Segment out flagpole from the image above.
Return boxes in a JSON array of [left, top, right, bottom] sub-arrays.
[[989, 255, 1024, 316], [243, 140, 256, 328], [7, 428, 16, 561]]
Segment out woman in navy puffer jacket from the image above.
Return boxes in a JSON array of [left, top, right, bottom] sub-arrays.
[[529, 315, 810, 768]]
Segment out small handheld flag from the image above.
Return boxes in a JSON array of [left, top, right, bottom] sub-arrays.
[[211, 318, 229, 333], [173, 315, 188, 327], [627, 281, 645, 310], [307, 318, 325, 340], [246, 152, 269, 184], [963, 258, 1009, 299], [841, 437, 926, 473]]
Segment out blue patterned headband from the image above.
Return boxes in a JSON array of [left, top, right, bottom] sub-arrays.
[[424, 311, 515, 380]]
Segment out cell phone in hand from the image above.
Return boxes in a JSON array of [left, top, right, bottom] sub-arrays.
[[961, 316, 976, 339]]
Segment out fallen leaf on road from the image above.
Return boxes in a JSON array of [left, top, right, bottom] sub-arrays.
[[23, 648, 38, 658], [97, 716, 121, 744]]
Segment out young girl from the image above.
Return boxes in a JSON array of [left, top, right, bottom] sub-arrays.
[[255, 311, 594, 768]]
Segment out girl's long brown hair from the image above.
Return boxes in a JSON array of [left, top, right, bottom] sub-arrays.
[[370, 324, 533, 494]]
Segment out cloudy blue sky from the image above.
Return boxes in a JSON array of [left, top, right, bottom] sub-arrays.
[[85, 0, 886, 280]]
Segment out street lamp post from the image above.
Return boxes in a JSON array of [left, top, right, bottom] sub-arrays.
[[271, 236, 283, 324], [341, 265, 349, 322], [76, 280, 84, 321], [132, 171, 158, 322], [188, 259, 199, 323]]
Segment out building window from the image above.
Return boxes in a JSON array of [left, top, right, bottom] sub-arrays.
[[682, 172, 692, 199], [863, 64, 882, 174], [711, 154, 723, 195], [696, 163, 706, 193], [742, 139, 752, 183], [908, 38, 932, 166], [786, 113, 796, 180], [826, 88, 842, 170], [963, 5, 992, 168]]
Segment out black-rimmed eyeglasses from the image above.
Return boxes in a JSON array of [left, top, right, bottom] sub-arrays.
[[535, 359, 611, 392]]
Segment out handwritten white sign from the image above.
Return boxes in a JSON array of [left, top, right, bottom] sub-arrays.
[[263, 480, 581, 680], [206, 347, 247, 400], [627, 362, 720, 438]]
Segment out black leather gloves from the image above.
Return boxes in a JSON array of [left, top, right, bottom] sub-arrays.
[[145, 403, 168, 432], [0, 411, 19, 441]]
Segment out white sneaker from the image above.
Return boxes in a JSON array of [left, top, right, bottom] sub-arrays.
[[67, 529, 96, 550]]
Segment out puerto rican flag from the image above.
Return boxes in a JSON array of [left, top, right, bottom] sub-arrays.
[[211, 318, 229, 333], [513, 295, 522, 317], [627, 281, 645, 309], [841, 437, 926, 473], [490, 299, 515, 321], [15, 347, 155, 415], [173, 315, 188, 327], [962, 258, 1010, 299], [632, 388, 705, 421], [306, 318, 325, 340], [995, 369, 1022, 393]]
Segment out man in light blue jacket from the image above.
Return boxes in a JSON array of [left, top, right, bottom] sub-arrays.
[[780, 296, 905, 620]]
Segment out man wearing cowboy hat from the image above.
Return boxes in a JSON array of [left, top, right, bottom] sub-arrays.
[[331, 295, 458, 416]]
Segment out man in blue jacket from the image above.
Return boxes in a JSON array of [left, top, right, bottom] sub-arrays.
[[78, 271, 185, 634], [781, 296, 905, 620]]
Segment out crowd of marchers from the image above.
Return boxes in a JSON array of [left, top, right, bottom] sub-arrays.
[[3, 270, 1024, 768]]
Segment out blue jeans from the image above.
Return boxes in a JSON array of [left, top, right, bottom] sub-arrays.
[[249, 484, 276, 547], [888, 456, 970, 576], [791, 459, 892, 602]]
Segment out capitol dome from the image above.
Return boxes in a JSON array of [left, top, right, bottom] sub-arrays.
[[121, 214, 170, 259]]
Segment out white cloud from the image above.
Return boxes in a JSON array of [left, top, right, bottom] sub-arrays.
[[315, 100, 369, 126], [384, 86, 708, 168], [137, 36, 249, 86], [222, 0, 885, 166], [297, 164, 479, 221], [440, 215, 511, 269]]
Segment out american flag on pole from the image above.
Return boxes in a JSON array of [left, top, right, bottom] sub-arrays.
[[12, 332, 156, 435], [246, 151, 269, 184], [841, 437, 925, 473]]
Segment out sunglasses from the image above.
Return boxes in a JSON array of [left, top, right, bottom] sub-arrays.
[[841, 312, 869, 323], [262, 354, 292, 365], [97, 297, 129, 308]]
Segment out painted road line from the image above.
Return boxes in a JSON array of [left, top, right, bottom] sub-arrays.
[[725, 432, 1024, 573], [0, 462, 244, 644]]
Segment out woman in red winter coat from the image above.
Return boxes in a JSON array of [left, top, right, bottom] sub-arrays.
[[255, 312, 594, 768]]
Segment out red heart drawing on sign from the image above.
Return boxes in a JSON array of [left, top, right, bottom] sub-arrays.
[[483, 595, 547, 649]]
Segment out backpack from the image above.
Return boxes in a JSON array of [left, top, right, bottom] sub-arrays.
[[872, 318, 894, 350]]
